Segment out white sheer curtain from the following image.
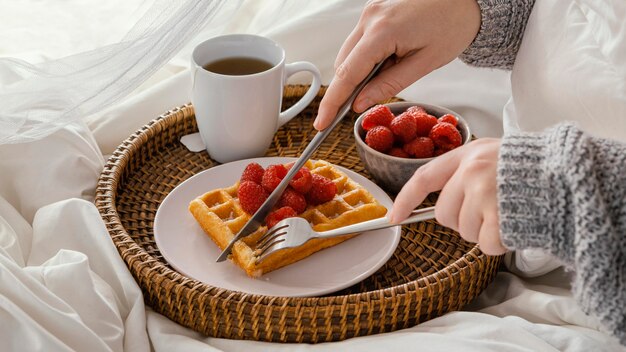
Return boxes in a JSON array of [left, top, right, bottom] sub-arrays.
[[0, 0, 239, 144]]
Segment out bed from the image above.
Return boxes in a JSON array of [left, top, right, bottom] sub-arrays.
[[0, 1, 622, 351]]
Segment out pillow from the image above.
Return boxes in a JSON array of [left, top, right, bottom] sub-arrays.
[[505, 0, 626, 141]]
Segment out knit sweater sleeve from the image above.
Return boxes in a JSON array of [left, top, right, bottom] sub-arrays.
[[497, 123, 626, 345], [458, 0, 536, 69]]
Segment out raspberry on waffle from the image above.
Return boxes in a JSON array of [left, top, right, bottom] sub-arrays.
[[188, 160, 387, 278]]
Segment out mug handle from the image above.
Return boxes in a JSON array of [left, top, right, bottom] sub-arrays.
[[278, 62, 322, 126]]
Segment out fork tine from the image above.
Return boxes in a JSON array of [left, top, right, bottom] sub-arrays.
[[256, 223, 289, 245], [256, 228, 288, 251], [254, 236, 286, 258]]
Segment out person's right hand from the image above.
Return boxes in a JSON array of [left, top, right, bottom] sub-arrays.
[[314, 0, 481, 130]]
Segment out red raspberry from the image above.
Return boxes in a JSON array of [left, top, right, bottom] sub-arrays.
[[406, 106, 427, 117], [389, 147, 410, 158], [285, 165, 313, 194], [261, 164, 288, 192], [238, 181, 269, 214], [361, 105, 394, 131], [364, 126, 394, 153], [439, 114, 458, 126], [265, 206, 298, 229], [433, 148, 447, 157], [403, 137, 435, 158], [429, 122, 462, 150], [412, 113, 438, 137], [389, 112, 417, 143], [277, 187, 307, 214], [240, 162, 265, 184], [305, 174, 337, 205]]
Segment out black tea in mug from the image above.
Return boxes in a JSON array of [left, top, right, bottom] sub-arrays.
[[203, 57, 274, 75]]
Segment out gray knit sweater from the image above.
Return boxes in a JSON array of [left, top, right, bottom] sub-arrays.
[[459, 0, 626, 346]]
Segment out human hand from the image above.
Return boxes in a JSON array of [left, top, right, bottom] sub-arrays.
[[388, 138, 507, 255], [314, 0, 481, 130]]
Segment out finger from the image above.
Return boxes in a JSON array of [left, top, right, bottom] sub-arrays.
[[337, 34, 396, 109], [389, 147, 464, 223], [455, 162, 496, 243], [314, 34, 391, 130], [432, 164, 465, 232], [334, 25, 363, 69], [477, 213, 506, 256], [353, 49, 438, 112], [456, 196, 481, 244]]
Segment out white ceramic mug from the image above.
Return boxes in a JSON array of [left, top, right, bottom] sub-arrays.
[[190, 34, 322, 163]]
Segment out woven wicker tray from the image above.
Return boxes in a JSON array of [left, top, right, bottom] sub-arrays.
[[95, 85, 502, 343]]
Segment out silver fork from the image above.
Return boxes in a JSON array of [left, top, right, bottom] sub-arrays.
[[254, 206, 435, 262]]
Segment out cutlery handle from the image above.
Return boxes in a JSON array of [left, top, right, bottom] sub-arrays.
[[316, 207, 436, 239]]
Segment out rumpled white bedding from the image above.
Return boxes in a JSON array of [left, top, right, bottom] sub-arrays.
[[0, 1, 623, 351]]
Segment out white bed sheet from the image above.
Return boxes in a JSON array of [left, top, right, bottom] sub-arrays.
[[0, 1, 622, 351]]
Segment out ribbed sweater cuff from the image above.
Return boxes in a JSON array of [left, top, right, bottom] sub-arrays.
[[459, 0, 535, 70], [497, 126, 576, 264]]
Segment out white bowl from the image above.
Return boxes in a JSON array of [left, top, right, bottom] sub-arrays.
[[354, 102, 471, 194]]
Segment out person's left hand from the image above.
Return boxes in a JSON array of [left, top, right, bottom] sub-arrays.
[[388, 138, 507, 255]]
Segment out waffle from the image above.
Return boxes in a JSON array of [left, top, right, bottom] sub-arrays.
[[188, 160, 388, 278]]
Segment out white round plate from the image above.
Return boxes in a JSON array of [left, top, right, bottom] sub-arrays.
[[154, 157, 401, 297]]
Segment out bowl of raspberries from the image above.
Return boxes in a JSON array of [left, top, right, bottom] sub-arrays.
[[354, 102, 471, 194]]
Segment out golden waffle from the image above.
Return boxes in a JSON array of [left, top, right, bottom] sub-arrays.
[[188, 160, 387, 278]]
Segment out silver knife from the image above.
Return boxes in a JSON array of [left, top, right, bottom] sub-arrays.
[[216, 59, 387, 262]]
